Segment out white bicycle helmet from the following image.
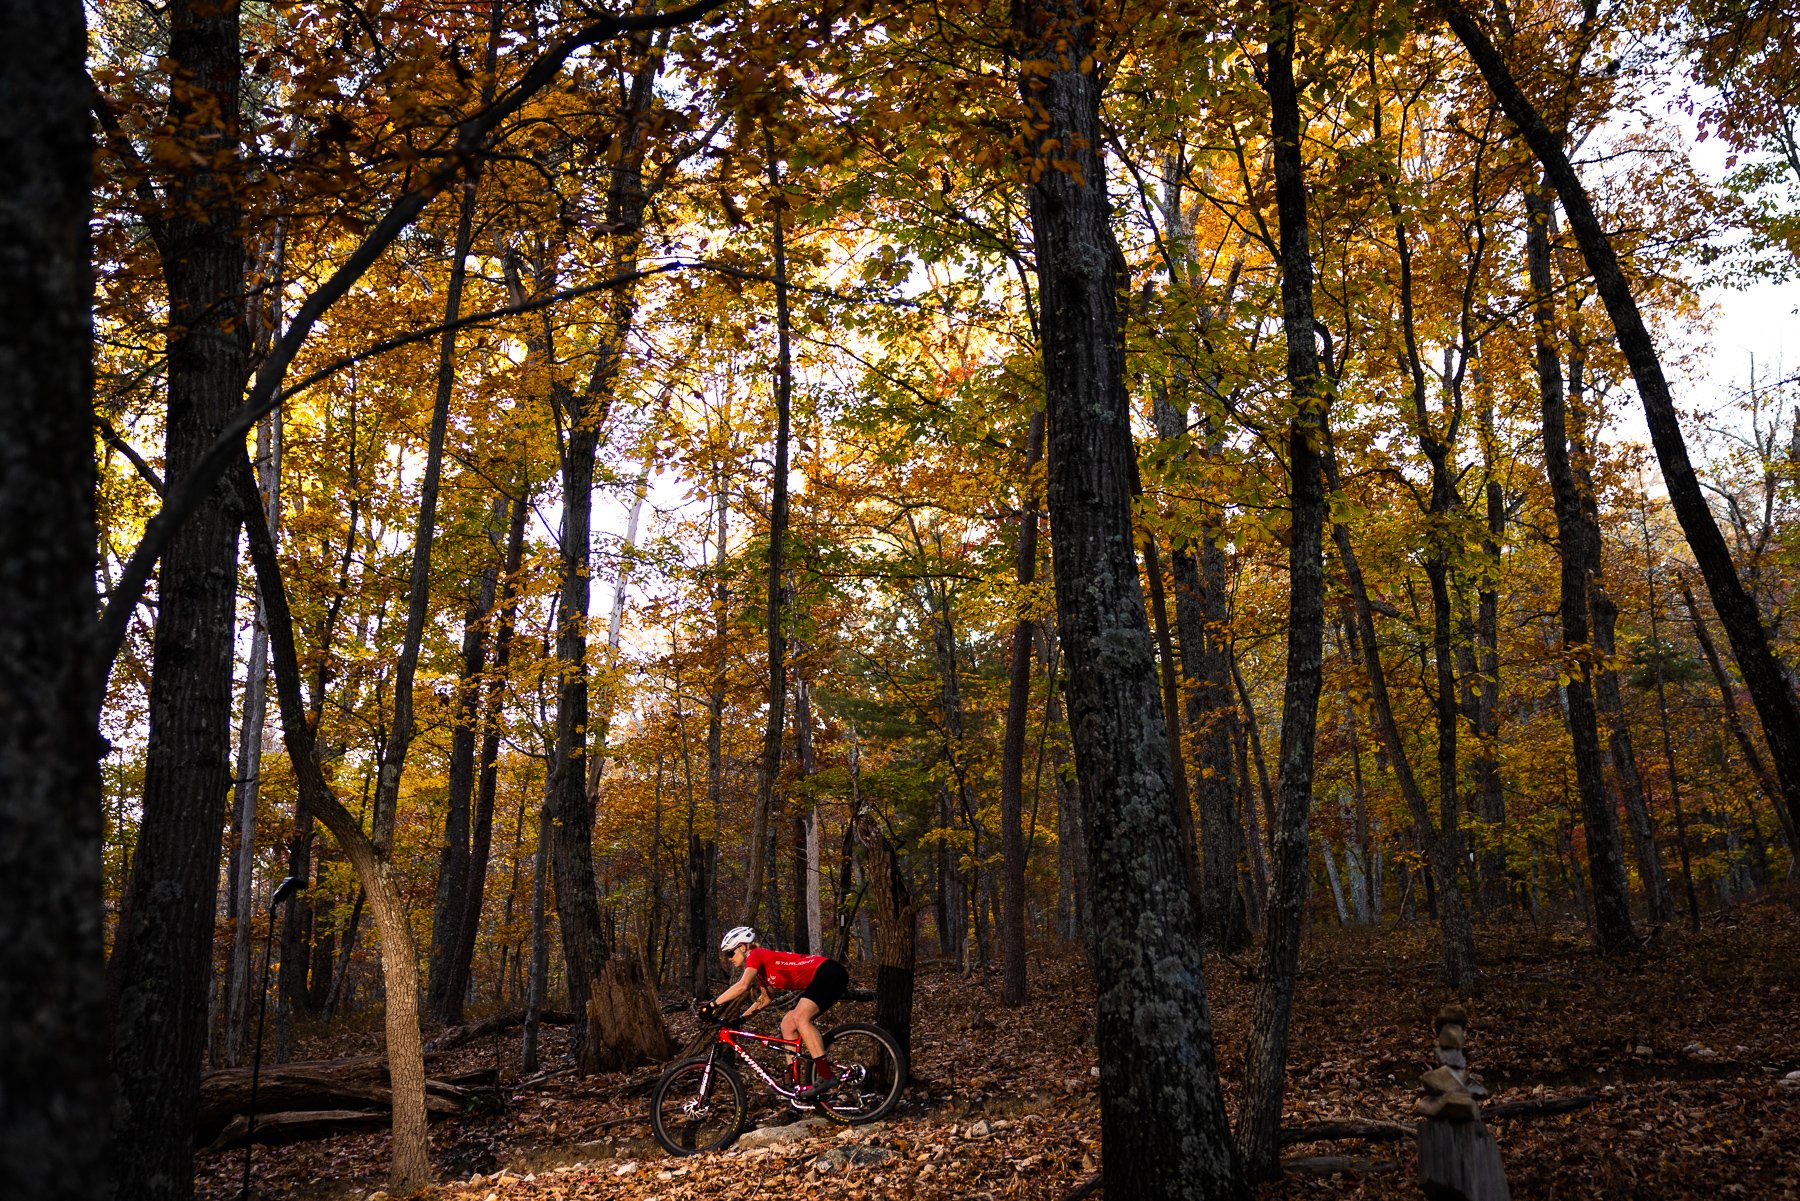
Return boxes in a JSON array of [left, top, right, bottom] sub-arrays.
[[719, 925, 757, 953]]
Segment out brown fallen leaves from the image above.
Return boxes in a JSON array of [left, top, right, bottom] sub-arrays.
[[196, 894, 1800, 1201]]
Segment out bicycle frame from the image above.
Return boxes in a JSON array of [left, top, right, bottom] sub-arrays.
[[704, 1025, 810, 1100]]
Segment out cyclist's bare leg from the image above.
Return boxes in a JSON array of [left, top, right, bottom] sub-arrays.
[[783, 997, 826, 1059]]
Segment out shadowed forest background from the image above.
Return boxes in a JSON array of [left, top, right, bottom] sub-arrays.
[[4, 0, 1800, 1198]]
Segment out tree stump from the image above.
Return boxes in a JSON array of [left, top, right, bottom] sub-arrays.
[[858, 813, 915, 1071], [1417, 1005, 1509, 1201], [582, 952, 673, 1074]]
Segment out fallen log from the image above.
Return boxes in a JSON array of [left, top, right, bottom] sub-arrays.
[[1283, 1155, 1397, 1176], [206, 1109, 389, 1151], [204, 1097, 464, 1153], [1483, 1094, 1601, 1120], [197, 1056, 481, 1144], [1282, 1120, 1415, 1145], [426, 1009, 575, 1052]]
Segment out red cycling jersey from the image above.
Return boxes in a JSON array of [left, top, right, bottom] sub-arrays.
[[744, 947, 826, 991]]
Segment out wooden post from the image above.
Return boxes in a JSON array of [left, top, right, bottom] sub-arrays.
[[1417, 1004, 1509, 1201]]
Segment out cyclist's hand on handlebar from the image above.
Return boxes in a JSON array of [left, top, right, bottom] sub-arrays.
[[694, 999, 719, 1022]]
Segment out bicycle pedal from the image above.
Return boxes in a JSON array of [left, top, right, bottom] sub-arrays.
[[787, 1098, 818, 1112]]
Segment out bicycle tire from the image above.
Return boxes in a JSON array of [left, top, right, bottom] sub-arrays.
[[817, 1022, 908, 1125], [650, 1055, 746, 1155]]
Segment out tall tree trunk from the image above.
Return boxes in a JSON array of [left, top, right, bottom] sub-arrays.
[[1472, 374, 1508, 910], [306, 907, 335, 1013], [998, 409, 1046, 1005], [1235, 717, 1270, 920], [1141, 519, 1207, 921], [1643, 531, 1703, 929], [792, 674, 820, 953], [1449, 3, 1800, 853], [522, 768, 554, 1076], [1521, 179, 1639, 952], [323, 888, 363, 1020], [703, 475, 728, 970], [276, 800, 312, 1056], [1592, 583, 1673, 923], [224, 414, 280, 1065], [427, 517, 498, 1025], [925, 569, 983, 970], [935, 783, 961, 959], [1568, 348, 1674, 924], [832, 724, 865, 961], [239, 464, 431, 1191], [1373, 102, 1484, 971], [1037, 625, 1089, 945], [586, 468, 650, 800], [364, 168, 479, 1036], [1147, 170, 1251, 954], [446, 491, 528, 1018], [1325, 436, 1481, 986], [742, 123, 794, 927], [369, 167, 480, 850], [548, 50, 659, 1065], [1237, 0, 1333, 1175], [1016, 1, 1247, 1194], [1157, 396, 1251, 951], [547, 358, 613, 1067], [108, 3, 247, 1195], [2, 14, 104, 1192], [1231, 653, 1279, 847]]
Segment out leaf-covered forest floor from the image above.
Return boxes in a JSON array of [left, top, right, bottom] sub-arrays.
[[198, 894, 1800, 1201]]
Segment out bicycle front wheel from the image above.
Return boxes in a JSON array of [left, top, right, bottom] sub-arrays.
[[818, 1023, 907, 1125], [650, 1055, 746, 1155]]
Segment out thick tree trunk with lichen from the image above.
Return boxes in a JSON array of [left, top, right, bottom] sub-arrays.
[[1016, 0, 1247, 1195]]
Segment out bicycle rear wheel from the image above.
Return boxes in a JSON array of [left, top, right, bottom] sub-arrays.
[[650, 1055, 746, 1155], [817, 1023, 907, 1125]]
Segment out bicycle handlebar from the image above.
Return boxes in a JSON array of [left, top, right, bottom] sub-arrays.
[[691, 999, 745, 1030]]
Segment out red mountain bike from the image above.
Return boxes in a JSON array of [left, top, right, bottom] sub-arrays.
[[649, 1008, 907, 1156]]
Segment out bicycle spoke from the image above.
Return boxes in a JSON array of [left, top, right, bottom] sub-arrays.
[[650, 1058, 744, 1155], [818, 1025, 906, 1125]]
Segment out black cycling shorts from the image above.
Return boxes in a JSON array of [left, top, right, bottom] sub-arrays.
[[799, 958, 849, 1012]]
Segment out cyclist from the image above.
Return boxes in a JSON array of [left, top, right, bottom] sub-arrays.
[[701, 926, 849, 1099]]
